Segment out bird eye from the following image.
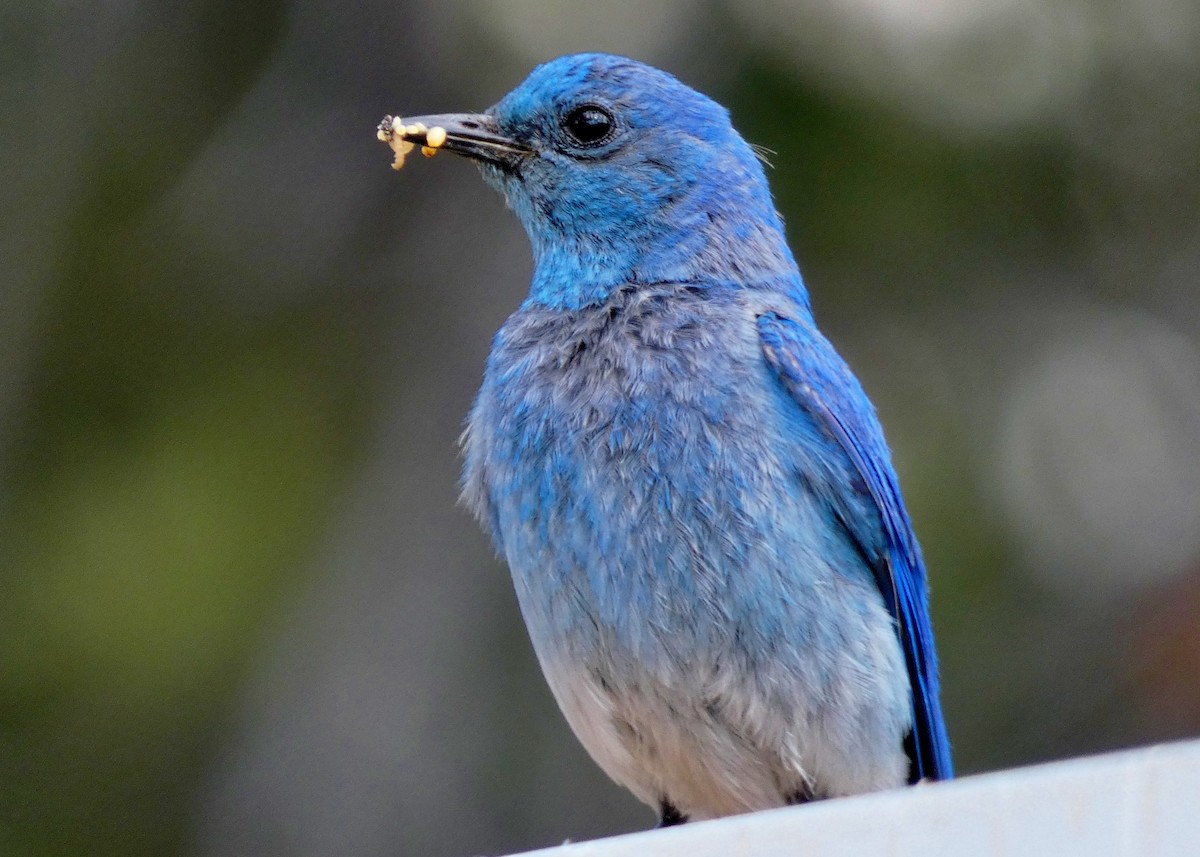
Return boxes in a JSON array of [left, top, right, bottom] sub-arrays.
[[562, 105, 615, 147]]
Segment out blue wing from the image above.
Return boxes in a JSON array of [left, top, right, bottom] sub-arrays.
[[757, 310, 953, 782]]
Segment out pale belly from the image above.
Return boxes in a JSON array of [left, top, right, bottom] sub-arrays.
[[503, 466, 913, 819]]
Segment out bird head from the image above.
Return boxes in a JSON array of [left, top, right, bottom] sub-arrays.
[[393, 54, 804, 309]]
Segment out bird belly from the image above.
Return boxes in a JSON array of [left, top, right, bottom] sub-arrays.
[[517, 565, 912, 819], [533, 646, 786, 818], [502, 424, 913, 818]]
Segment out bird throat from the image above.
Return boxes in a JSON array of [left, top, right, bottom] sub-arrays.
[[524, 206, 801, 310]]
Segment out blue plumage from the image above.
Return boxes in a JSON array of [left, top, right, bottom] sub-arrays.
[[391, 52, 951, 823], [757, 311, 953, 780]]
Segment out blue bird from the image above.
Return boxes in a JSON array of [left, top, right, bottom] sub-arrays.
[[384, 53, 952, 825]]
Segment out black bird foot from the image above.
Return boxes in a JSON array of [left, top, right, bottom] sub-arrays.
[[785, 782, 815, 805], [657, 799, 688, 827]]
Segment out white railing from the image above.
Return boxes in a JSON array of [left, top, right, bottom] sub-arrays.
[[515, 739, 1200, 856]]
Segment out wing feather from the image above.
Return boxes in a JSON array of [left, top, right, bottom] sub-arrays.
[[757, 310, 953, 781]]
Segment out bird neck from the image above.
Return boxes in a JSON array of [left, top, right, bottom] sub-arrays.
[[525, 203, 808, 310]]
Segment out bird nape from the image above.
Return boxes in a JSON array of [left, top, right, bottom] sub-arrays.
[[378, 52, 952, 828]]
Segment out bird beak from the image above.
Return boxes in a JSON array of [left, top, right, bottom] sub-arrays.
[[376, 112, 530, 171]]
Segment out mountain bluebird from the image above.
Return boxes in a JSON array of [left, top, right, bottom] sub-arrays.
[[379, 53, 952, 826]]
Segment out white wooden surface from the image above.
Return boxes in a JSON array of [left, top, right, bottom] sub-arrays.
[[512, 739, 1200, 857]]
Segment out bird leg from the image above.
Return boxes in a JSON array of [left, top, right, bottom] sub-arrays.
[[657, 799, 688, 828]]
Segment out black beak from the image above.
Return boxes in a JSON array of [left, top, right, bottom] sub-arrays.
[[377, 112, 530, 170]]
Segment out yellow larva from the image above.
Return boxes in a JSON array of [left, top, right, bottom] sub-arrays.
[[425, 126, 447, 148], [378, 117, 448, 169]]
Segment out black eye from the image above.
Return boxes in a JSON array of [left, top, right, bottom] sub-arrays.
[[562, 105, 615, 147]]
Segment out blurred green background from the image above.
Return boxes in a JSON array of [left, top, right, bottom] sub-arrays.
[[3, 1, 1199, 855]]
